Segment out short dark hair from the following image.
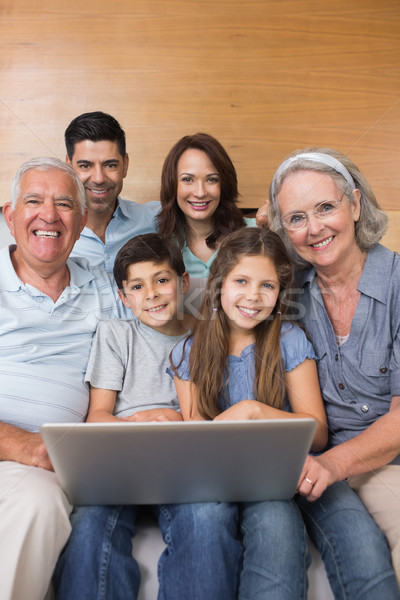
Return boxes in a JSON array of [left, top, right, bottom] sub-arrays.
[[114, 233, 186, 290], [65, 111, 126, 159]]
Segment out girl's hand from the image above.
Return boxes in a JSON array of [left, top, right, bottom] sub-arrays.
[[124, 409, 183, 422], [296, 454, 340, 501], [214, 400, 261, 421]]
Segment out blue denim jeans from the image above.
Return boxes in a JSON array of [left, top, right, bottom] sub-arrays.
[[53, 502, 242, 600], [296, 481, 400, 600], [238, 499, 310, 600]]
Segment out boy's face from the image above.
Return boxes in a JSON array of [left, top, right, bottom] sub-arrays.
[[118, 260, 189, 334]]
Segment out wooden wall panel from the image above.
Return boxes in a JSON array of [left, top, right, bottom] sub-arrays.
[[1, 0, 399, 232]]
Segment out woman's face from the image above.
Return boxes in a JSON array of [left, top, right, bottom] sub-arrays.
[[176, 149, 221, 226], [277, 170, 361, 272]]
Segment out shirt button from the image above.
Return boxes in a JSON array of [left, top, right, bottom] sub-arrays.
[[338, 383, 345, 390], [335, 354, 339, 361], [361, 405, 369, 413], [379, 366, 387, 374]]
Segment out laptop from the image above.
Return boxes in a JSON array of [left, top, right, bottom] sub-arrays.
[[41, 419, 316, 505]]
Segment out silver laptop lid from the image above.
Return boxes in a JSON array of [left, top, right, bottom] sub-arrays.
[[41, 419, 316, 505]]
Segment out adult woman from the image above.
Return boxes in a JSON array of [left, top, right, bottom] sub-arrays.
[[156, 132, 255, 279], [268, 148, 400, 595]]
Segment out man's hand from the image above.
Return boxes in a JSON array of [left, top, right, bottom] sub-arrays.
[[0, 425, 53, 471]]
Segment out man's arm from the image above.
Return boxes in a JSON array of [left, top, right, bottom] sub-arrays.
[[0, 422, 53, 470]]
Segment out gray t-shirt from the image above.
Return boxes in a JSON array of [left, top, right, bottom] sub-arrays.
[[85, 318, 187, 418]]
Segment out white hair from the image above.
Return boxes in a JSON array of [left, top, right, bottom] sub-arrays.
[[10, 157, 86, 214]]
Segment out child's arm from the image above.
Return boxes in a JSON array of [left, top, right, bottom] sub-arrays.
[[88, 388, 182, 423], [87, 387, 120, 422], [284, 358, 327, 451], [215, 359, 327, 452], [173, 377, 205, 421]]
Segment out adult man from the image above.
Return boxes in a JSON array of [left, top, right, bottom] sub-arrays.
[[0, 157, 125, 600], [66, 111, 159, 272]]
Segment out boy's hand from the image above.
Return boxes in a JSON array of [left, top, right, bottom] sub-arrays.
[[124, 409, 183, 422]]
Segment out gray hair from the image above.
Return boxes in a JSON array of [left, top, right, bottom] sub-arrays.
[[268, 147, 388, 268], [10, 157, 86, 215]]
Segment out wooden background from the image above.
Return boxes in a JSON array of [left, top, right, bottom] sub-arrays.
[[1, 0, 399, 249]]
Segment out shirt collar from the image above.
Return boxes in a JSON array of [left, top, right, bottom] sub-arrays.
[[357, 244, 392, 304], [114, 197, 129, 219], [0, 245, 22, 291], [297, 244, 391, 305], [0, 245, 95, 292], [67, 256, 96, 288]]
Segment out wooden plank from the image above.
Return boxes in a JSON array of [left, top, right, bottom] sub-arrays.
[[1, 0, 399, 220]]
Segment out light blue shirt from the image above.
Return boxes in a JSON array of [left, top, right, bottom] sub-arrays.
[[71, 197, 160, 273], [168, 322, 316, 411], [296, 243, 400, 463], [0, 245, 126, 432]]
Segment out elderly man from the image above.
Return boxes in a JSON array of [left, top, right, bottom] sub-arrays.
[[66, 111, 159, 271], [0, 157, 125, 600]]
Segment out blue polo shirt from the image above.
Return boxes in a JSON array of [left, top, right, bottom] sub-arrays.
[[296, 244, 400, 463], [71, 197, 160, 273], [0, 246, 127, 432]]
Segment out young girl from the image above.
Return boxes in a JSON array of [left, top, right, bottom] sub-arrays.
[[169, 227, 328, 600]]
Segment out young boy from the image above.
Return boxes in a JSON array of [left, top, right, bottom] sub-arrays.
[[54, 233, 241, 600], [85, 233, 193, 424]]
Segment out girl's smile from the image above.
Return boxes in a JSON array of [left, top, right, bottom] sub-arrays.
[[221, 254, 280, 335]]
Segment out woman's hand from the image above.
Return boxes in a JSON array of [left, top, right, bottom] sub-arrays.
[[255, 202, 270, 228], [297, 454, 341, 501]]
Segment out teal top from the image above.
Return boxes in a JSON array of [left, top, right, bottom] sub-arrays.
[[182, 217, 256, 278]]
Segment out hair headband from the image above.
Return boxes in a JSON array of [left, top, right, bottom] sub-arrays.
[[271, 152, 356, 200]]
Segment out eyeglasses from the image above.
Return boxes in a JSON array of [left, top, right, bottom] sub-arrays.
[[281, 194, 345, 231]]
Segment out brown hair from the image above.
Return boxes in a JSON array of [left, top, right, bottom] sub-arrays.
[[114, 233, 185, 290], [172, 227, 295, 419], [156, 133, 245, 249]]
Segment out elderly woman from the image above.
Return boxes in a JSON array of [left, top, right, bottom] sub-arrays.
[[268, 148, 400, 596]]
